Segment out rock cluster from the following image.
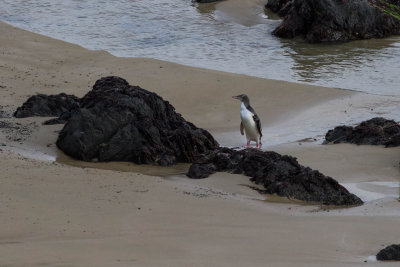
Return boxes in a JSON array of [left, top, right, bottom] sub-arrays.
[[324, 117, 400, 147], [56, 76, 219, 165], [267, 0, 400, 42], [14, 76, 367, 205], [187, 147, 363, 206]]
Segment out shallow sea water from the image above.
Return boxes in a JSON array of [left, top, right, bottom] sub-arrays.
[[1, 0, 400, 96]]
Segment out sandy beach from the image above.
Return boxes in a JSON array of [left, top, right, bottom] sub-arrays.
[[0, 19, 399, 267]]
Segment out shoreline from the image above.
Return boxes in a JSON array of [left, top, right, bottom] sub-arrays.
[[0, 20, 400, 266], [2, 6, 400, 97]]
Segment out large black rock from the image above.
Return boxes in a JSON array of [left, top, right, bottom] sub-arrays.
[[187, 147, 363, 206], [270, 0, 400, 42], [324, 117, 400, 147], [377, 244, 400, 261], [56, 76, 219, 165], [14, 93, 80, 119]]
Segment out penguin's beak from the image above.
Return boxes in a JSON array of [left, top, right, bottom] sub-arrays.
[[232, 96, 238, 99]]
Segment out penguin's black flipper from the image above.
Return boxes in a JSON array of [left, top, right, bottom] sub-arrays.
[[253, 114, 262, 137]]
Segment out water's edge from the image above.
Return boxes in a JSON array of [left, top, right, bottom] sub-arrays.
[[1, 0, 399, 95]]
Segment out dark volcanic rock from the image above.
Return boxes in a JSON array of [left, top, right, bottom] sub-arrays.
[[385, 133, 400, 147], [56, 76, 219, 165], [324, 117, 400, 146], [271, 0, 400, 42], [265, 0, 293, 17], [377, 244, 400, 261], [14, 93, 80, 119], [43, 111, 75, 125], [187, 147, 363, 206], [266, 0, 290, 12]]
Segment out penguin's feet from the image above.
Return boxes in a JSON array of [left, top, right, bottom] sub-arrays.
[[244, 141, 251, 148]]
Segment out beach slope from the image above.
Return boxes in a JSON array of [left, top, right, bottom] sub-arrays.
[[0, 21, 399, 266]]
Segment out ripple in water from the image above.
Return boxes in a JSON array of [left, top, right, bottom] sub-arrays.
[[1, 0, 400, 95]]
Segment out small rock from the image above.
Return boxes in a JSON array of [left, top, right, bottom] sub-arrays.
[[377, 244, 400, 261], [14, 93, 80, 118], [324, 117, 400, 146]]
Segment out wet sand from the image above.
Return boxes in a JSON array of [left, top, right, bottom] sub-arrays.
[[0, 19, 400, 267]]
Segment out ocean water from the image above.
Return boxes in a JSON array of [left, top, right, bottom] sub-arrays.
[[1, 0, 400, 96]]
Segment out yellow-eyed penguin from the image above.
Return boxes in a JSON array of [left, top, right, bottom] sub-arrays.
[[232, 94, 262, 148]]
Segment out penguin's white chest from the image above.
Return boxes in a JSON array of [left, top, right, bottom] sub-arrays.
[[240, 103, 259, 141]]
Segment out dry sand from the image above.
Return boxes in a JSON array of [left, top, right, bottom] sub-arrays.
[[0, 19, 400, 267]]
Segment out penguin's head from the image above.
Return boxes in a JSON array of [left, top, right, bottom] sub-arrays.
[[232, 94, 249, 104]]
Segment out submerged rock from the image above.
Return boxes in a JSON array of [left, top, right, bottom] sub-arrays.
[[377, 244, 400, 261], [56, 76, 219, 165], [324, 117, 400, 147], [187, 147, 363, 206], [14, 93, 80, 120], [270, 0, 400, 42]]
